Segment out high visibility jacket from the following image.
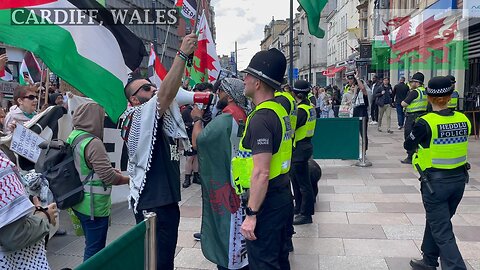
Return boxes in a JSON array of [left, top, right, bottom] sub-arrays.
[[232, 101, 293, 194], [406, 86, 428, 113], [275, 91, 297, 140], [295, 103, 316, 144], [448, 89, 459, 110], [413, 111, 471, 171], [344, 84, 350, 94], [67, 130, 112, 217]]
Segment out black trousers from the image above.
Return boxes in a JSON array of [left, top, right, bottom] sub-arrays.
[[290, 160, 315, 216], [370, 102, 378, 121], [134, 203, 180, 270], [404, 112, 422, 158], [421, 179, 467, 270], [246, 201, 293, 270]]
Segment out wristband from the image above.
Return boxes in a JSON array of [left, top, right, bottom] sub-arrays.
[[176, 50, 189, 62], [193, 116, 203, 124], [34, 206, 52, 224]]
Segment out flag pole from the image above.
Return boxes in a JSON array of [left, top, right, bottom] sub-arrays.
[[44, 68, 50, 109], [160, 24, 170, 62], [37, 63, 45, 111]]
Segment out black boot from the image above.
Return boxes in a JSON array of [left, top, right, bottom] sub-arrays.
[[193, 172, 201, 184], [409, 258, 437, 270], [182, 174, 192, 188], [293, 215, 313, 225]]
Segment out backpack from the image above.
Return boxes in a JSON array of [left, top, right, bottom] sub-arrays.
[[35, 134, 94, 210]]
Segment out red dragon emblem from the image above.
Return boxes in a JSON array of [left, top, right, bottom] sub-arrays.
[[208, 179, 241, 216], [381, 14, 458, 64]]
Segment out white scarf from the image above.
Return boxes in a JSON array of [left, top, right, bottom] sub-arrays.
[[124, 97, 190, 213]]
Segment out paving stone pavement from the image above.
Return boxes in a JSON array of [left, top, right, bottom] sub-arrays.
[[47, 123, 480, 270]]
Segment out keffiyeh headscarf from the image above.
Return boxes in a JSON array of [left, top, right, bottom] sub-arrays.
[[0, 151, 33, 229], [220, 78, 248, 111]]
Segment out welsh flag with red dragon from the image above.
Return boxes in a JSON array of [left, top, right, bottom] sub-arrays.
[[187, 11, 221, 86], [372, 0, 468, 72]]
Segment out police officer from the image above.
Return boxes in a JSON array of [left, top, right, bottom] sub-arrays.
[[234, 48, 293, 269], [290, 80, 316, 225], [401, 72, 427, 164], [275, 85, 297, 144], [406, 76, 470, 270], [446, 75, 459, 110]]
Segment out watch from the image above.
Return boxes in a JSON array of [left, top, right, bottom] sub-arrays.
[[246, 207, 259, 216]]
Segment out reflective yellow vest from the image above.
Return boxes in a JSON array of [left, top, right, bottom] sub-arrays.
[[344, 84, 350, 94], [67, 130, 112, 218], [232, 100, 293, 194], [448, 89, 459, 110], [413, 111, 471, 171], [295, 103, 316, 144], [406, 86, 428, 113], [275, 91, 297, 140]]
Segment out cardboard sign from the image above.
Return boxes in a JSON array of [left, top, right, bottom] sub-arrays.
[[10, 124, 46, 163]]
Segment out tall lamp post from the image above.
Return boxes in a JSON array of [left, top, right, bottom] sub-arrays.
[[289, 0, 293, 86], [308, 42, 312, 84]]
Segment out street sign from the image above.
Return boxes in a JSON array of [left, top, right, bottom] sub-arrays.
[[293, 68, 299, 79]]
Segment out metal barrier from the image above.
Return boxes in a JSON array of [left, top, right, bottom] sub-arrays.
[[75, 212, 157, 270], [355, 117, 372, 167]]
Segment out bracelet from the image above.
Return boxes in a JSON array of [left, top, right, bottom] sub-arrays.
[[176, 50, 189, 62], [34, 206, 52, 224], [193, 116, 203, 123]]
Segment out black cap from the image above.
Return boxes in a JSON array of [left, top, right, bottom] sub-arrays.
[[426, 76, 453, 97], [242, 48, 287, 90], [409, 72, 424, 84], [445, 75, 456, 83], [293, 80, 311, 92]]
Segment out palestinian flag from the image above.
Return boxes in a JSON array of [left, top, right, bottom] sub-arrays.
[[189, 12, 221, 86], [174, 0, 197, 28], [148, 44, 167, 88], [0, 66, 13, 81], [19, 51, 42, 85], [196, 112, 248, 269], [0, 0, 147, 121], [298, 0, 328, 38]]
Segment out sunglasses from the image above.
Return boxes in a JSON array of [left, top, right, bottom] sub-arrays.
[[132, 83, 156, 97], [22, 95, 38, 100]]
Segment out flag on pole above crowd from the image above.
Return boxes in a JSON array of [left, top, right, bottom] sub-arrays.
[[0, 66, 13, 81], [148, 43, 167, 88], [188, 11, 221, 86], [0, 0, 147, 121], [298, 0, 328, 38], [19, 51, 42, 85], [175, 0, 197, 27]]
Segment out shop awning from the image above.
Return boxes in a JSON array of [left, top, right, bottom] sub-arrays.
[[322, 66, 346, 78]]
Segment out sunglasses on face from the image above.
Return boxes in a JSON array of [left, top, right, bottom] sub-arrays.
[[132, 83, 156, 97], [22, 95, 38, 100]]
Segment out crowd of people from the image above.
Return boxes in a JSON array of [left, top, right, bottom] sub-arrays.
[[0, 31, 472, 270]]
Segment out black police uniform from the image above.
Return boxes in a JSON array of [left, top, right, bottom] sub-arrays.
[[405, 76, 469, 270]]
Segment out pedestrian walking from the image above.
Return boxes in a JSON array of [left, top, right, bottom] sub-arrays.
[[406, 76, 471, 270], [392, 76, 409, 129], [375, 77, 394, 133]]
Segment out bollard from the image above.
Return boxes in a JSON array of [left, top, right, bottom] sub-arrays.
[[144, 212, 157, 270], [355, 116, 372, 167]]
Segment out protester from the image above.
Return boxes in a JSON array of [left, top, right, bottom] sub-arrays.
[[290, 80, 316, 226], [406, 76, 470, 270], [392, 76, 409, 129], [4, 85, 38, 134], [121, 33, 197, 270], [339, 83, 354, 118], [0, 151, 57, 270], [375, 77, 393, 133], [234, 48, 293, 269], [190, 78, 249, 270], [69, 103, 129, 261], [332, 85, 342, 117], [181, 103, 199, 188], [48, 93, 64, 106], [401, 72, 427, 164]]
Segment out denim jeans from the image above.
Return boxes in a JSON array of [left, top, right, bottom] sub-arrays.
[[396, 103, 405, 127], [73, 210, 109, 261]]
